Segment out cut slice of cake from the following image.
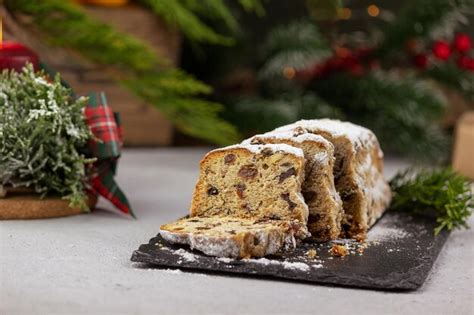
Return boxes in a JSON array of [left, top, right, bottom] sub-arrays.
[[160, 217, 304, 258], [161, 143, 310, 258], [275, 119, 392, 240], [242, 129, 343, 241]]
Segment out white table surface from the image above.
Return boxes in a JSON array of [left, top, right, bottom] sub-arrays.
[[1, 148, 473, 315]]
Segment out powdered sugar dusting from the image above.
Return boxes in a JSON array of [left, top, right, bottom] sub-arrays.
[[243, 129, 332, 146], [209, 143, 304, 158], [275, 119, 375, 144]]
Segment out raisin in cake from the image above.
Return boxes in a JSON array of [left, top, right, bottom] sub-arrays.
[[275, 119, 392, 239], [160, 143, 309, 258], [242, 130, 343, 241]]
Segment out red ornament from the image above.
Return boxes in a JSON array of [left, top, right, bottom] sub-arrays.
[[413, 54, 428, 69], [432, 40, 451, 60], [458, 56, 474, 71], [453, 33, 471, 53], [0, 42, 40, 72]]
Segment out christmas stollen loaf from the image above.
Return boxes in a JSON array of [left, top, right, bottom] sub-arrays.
[[243, 129, 343, 241], [160, 143, 310, 258], [275, 119, 392, 239]]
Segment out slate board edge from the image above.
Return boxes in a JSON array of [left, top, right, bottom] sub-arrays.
[[130, 230, 449, 291]]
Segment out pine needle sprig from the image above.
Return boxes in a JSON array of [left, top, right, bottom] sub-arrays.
[[390, 168, 473, 235]]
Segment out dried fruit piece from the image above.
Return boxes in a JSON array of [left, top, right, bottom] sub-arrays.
[[235, 183, 246, 199], [281, 193, 297, 210], [238, 165, 258, 180], [196, 226, 211, 230], [302, 191, 317, 202], [224, 154, 236, 164], [278, 167, 296, 183], [261, 148, 274, 157], [207, 186, 219, 195]]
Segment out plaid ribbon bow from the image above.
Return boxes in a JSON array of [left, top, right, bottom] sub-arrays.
[[85, 92, 135, 218]]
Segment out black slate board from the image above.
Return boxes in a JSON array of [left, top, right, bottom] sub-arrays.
[[131, 211, 449, 291]]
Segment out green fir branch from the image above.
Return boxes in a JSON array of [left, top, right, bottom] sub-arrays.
[[138, 0, 233, 45], [139, 0, 265, 45], [309, 71, 449, 160], [259, 20, 331, 81], [424, 63, 474, 101], [6, 0, 240, 145], [390, 168, 473, 235], [5, 0, 162, 71], [377, 0, 474, 56], [123, 73, 240, 145], [226, 91, 343, 135]]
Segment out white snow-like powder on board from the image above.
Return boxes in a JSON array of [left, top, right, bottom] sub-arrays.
[[242, 258, 317, 272], [242, 257, 280, 266], [281, 261, 310, 272], [368, 224, 411, 242], [174, 248, 198, 262]]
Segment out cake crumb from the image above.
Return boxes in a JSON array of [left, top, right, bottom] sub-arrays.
[[329, 244, 348, 257], [306, 249, 318, 259]]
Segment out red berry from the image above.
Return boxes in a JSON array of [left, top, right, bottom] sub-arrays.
[[413, 54, 428, 69], [432, 40, 451, 60], [453, 33, 471, 53], [458, 56, 474, 71]]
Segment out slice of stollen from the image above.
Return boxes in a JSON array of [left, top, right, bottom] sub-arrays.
[[161, 143, 310, 258], [160, 217, 304, 258], [275, 119, 392, 240], [243, 128, 343, 241]]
